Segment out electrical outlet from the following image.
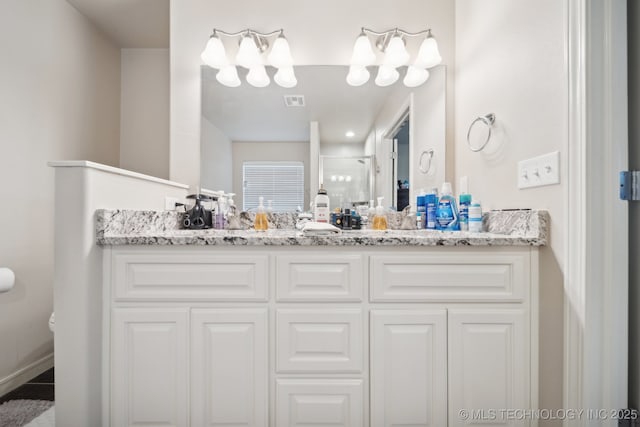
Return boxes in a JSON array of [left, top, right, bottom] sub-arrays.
[[517, 151, 560, 189], [165, 196, 179, 211]]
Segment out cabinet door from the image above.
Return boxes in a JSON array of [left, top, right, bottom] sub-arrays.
[[191, 309, 268, 427], [111, 308, 189, 427], [370, 310, 447, 427], [448, 309, 529, 427]]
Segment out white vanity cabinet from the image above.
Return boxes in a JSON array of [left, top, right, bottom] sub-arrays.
[[104, 245, 537, 427]]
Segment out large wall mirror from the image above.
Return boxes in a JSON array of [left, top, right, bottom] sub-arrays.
[[200, 64, 445, 212]]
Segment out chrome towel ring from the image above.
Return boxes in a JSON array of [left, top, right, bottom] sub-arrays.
[[419, 149, 434, 174], [467, 113, 495, 152]]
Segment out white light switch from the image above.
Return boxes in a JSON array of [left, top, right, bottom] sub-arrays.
[[517, 151, 560, 189]]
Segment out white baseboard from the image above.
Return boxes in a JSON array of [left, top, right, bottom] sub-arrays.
[[0, 353, 54, 397]]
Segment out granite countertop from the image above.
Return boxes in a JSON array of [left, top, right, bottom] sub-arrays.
[[95, 209, 549, 247]]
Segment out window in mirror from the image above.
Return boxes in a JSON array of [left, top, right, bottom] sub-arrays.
[[243, 161, 304, 212]]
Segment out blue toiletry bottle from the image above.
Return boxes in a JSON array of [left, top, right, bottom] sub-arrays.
[[436, 182, 460, 231], [416, 192, 426, 228], [425, 188, 438, 230]]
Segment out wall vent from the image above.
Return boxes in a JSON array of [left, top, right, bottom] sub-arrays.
[[283, 95, 305, 107]]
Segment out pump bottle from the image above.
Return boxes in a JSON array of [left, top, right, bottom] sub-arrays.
[[372, 197, 388, 230], [254, 196, 269, 231]]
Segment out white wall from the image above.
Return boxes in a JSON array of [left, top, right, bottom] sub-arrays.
[[232, 141, 310, 210], [169, 0, 455, 189], [120, 48, 170, 179], [201, 117, 233, 191], [0, 0, 121, 395], [51, 163, 188, 427], [454, 0, 565, 421], [320, 143, 364, 157]]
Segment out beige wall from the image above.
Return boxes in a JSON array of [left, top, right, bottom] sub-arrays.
[[0, 0, 121, 393], [232, 141, 310, 210], [454, 0, 565, 421], [120, 48, 170, 179]]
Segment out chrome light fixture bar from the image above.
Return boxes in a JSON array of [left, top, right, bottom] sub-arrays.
[[201, 28, 297, 88], [347, 27, 442, 88]]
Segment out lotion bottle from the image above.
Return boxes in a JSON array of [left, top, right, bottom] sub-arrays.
[[314, 186, 330, 223], [254, 196, 268, 231]]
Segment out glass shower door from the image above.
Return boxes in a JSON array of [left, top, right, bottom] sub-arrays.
[[319, 155, 374, 211]]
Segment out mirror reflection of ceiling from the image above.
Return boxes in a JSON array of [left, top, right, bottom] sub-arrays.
[[201, 65, 408, 144]]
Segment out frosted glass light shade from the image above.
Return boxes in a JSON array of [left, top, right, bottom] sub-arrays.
[[346, 65, 370, 86], [375, 65, 399, 87], [350, 34, 376, 66], [216, 65, 241, 87], [274, 67, 297, 88], [247, 65, 270, 87], [268, 36, 294, 68], [383, 35, 410, 67], [236, 35, 262, 69], [201, 35, 228, 69], [414, 36, 442, 69], [403, 66, 430, 87]]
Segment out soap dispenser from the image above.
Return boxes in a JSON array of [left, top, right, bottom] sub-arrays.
[[254, 196, 269, 231], [372, 197, 388, 230]]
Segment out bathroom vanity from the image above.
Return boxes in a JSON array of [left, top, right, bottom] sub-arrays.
[[97, 209, 547, 427]]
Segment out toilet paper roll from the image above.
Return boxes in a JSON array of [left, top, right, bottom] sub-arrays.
[[0, 268, 15, 293]]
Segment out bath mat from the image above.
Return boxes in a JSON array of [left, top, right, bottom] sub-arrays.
[[0, 399, 54, 427]]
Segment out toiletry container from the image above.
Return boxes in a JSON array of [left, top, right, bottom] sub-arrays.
[[416, 191, 426, 229], [372, 197, 388, 230], [436, 183, 460, 231], [425, 188, 438, 230], [468, 199, 483, 232], [314, 186, 330, 223], [458, 177, 471, 231], [254, 196, 269, 231]]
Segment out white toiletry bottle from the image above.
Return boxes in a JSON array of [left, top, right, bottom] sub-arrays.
[[314, 186, 330, 223], [468, 199, 483, 232]]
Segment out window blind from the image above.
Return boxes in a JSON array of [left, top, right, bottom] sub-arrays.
[[243, 161, 304, 212]]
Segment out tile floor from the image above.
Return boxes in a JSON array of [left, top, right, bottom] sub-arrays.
[[0, 369, 54, 404]]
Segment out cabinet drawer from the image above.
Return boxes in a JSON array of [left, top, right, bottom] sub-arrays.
[[276, 379, 364, 427], [112, 252, 268, 301], [276, 254, 364, 301], [370, 252, 529, 302], [276, 309, 363, 373]]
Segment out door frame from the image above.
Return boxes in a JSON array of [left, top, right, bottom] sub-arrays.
[[565, 0, 628, 422]]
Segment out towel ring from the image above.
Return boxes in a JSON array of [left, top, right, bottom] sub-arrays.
[[419, 149, 434, 174], [467, 113, 495, 152]]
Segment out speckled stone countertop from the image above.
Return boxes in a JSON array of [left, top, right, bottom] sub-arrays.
[[95, 209, 549, 246]]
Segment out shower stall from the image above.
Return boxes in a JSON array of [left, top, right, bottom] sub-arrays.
[[319, 155, 375, 211]]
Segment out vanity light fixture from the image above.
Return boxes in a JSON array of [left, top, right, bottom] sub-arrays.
[[346, 27, 442, 88], [201, 28, 297, 88]]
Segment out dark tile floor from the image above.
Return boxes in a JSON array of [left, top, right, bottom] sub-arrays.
[[0, 368, 54, 404]]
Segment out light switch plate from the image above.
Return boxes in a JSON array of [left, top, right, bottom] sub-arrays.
[[517, 151, 560, 189]]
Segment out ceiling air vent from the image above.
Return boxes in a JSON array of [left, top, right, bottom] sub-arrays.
[[283, 95, 305, 107]]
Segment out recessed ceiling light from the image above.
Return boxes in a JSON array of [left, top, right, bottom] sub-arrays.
[[346, 131, 355, 138]]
